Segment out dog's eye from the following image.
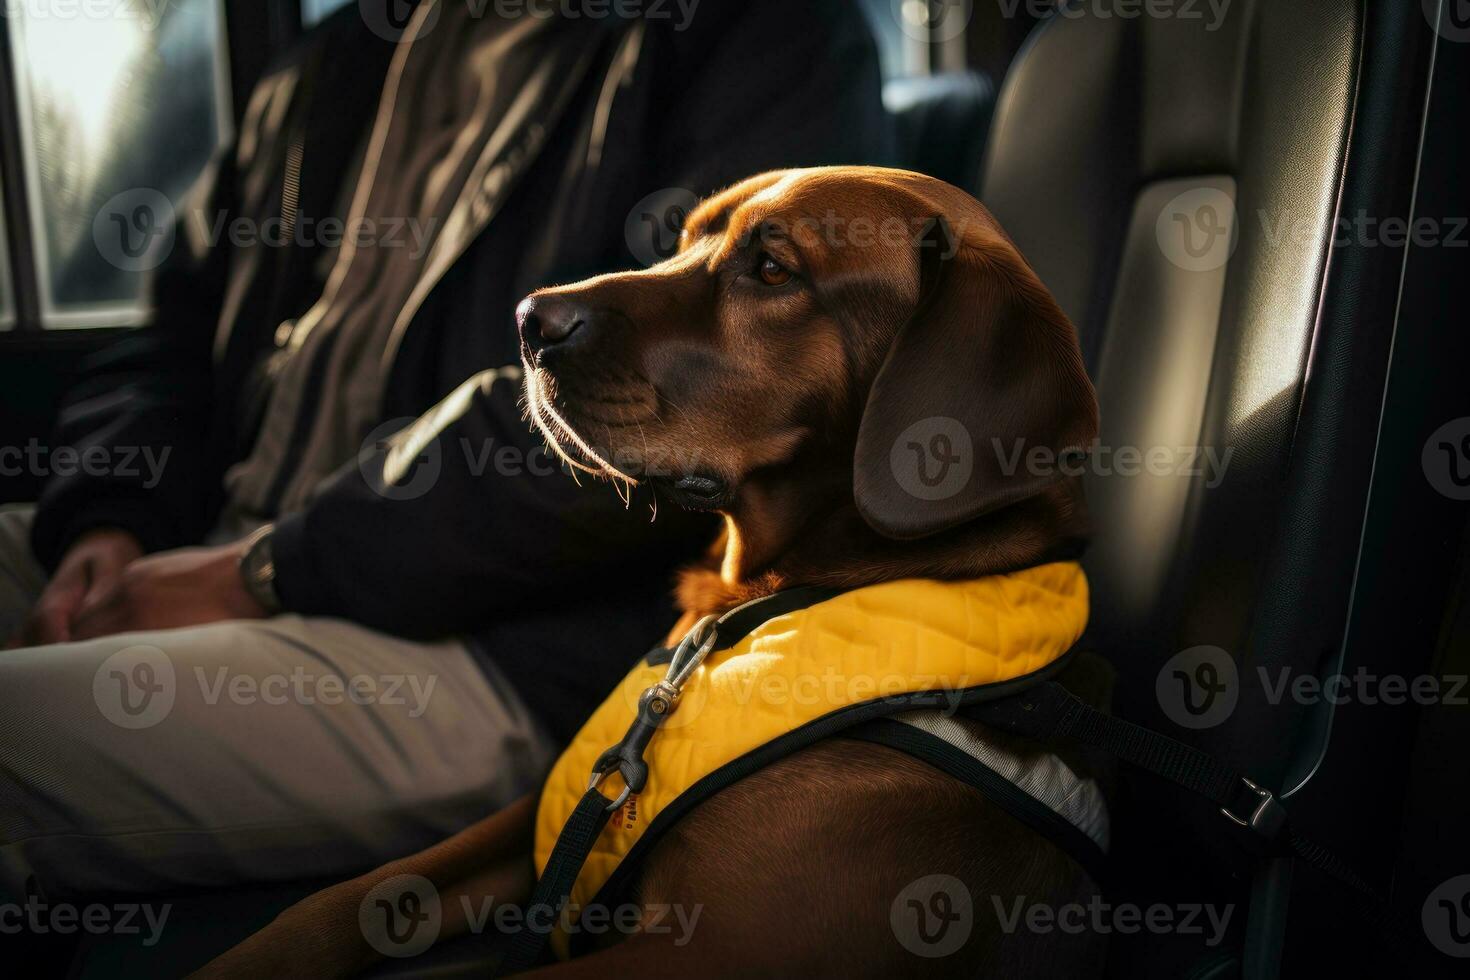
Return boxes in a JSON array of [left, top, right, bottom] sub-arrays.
[[756, 254, 792, 287]]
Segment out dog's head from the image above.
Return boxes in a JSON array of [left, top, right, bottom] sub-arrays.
[[519, 167, 1097, 591]]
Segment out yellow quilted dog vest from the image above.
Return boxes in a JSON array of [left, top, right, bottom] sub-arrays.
[[533, 561, 1090, 956]]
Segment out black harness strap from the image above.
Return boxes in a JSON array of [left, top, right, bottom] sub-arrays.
[[846, 717, 1111, 889], [500, 587, 839, 975], [643, 586, 843, 666], [500, 788, 616, 974]]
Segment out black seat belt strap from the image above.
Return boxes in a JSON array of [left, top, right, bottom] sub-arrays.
[[966, 682, 1385, 917], [968, 681, 1249, 814]]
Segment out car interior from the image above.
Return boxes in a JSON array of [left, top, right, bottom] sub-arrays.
[[1, 0, 1467, 977]]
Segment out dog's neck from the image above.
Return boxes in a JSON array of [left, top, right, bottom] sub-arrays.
[[671, 473, 832, 625], [673, 467, 1088, 625]]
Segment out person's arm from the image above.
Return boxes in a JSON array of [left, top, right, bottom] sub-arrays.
[[270, 369, 713, 637], [29, 150, 236, 574]]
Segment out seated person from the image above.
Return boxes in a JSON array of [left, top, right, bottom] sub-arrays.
[[0, 0, 890, 907]]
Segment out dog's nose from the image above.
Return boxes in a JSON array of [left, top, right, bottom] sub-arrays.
[[517, 294, 587, 354]]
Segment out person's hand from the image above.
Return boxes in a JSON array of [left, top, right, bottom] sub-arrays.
[[8, 528, 144, 648], [64, 540, 269, 644]]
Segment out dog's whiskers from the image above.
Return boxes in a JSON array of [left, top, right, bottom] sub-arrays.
[[524, 367, 636, 486], [601, 419, 634, 509]]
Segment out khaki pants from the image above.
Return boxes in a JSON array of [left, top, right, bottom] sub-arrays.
[[0, 505, 553, 900]]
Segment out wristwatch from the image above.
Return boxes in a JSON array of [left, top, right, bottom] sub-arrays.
[[238, 525, 284, 615]]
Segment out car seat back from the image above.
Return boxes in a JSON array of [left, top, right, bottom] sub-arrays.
[[978, 0, 1440, 973]]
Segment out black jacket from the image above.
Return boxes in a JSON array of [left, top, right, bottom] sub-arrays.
[[32, 0, 893, 740]]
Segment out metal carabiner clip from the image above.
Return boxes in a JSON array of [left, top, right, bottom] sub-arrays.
[[664, 614, 721, 692], [586, 615, 720, 812]]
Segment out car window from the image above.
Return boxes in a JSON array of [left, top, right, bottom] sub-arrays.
[[6, 0, 231, 329], [303, 0, 355, 27], [859, 0, 964, 78]]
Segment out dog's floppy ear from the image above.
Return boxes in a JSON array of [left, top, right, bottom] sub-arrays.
[[853, 216, 1099, 540]]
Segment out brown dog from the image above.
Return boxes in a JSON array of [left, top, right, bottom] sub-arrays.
[[200, 167, 1107, 978]]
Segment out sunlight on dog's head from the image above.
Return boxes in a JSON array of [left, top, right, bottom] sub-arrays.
[[519, 166, 1097, 586], [519, 168, 947, 506]]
